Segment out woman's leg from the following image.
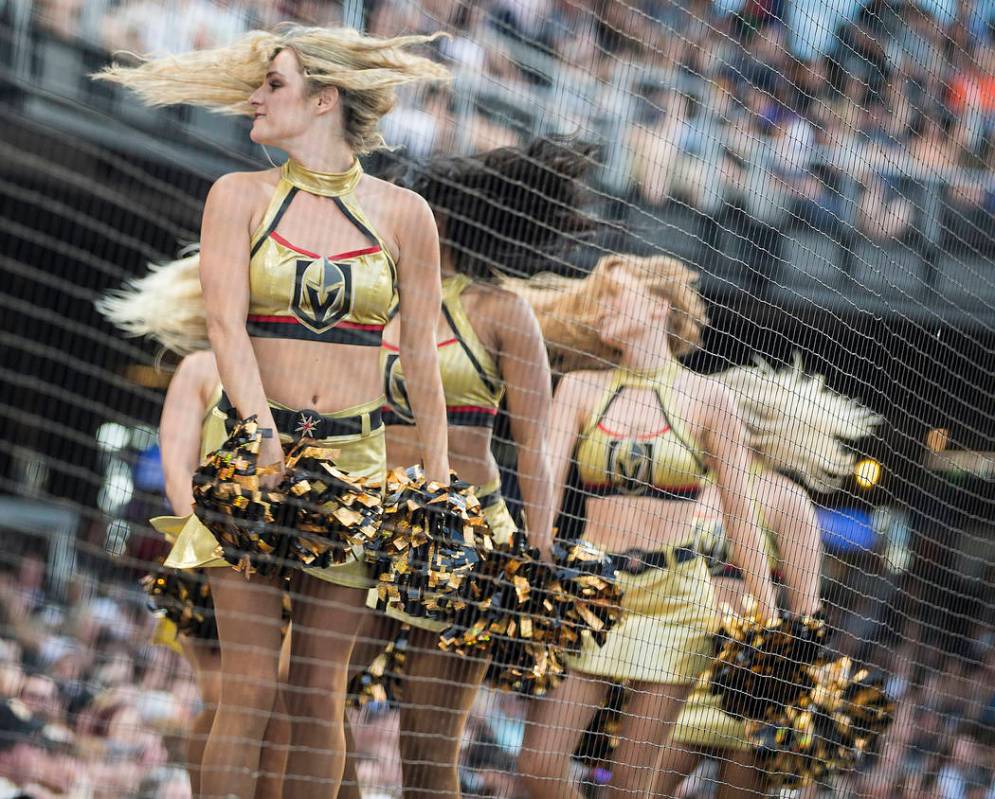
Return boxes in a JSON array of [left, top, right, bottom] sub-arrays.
[[652, 746, 702, 799], [715, 747, 764, 799], [281, 572, 367, 798], [255, 626, 293, 799], [517, 672, 607, 799], [179, 636, 221, 796], [200, 567, 285, 799], [340, 611, 400, 799], [397, 627, 489, 797], [602, 680, 691, 799]]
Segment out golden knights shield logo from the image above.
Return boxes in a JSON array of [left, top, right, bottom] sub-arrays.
[[292, 257, 353, 333], [607, 439, 654, 495], [383, 352, 415, 423]]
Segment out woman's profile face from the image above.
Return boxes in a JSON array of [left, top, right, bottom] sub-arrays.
[[595, 267, 670, 351], [249, 49, 328, 147]]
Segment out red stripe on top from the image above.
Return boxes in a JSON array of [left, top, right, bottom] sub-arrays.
[[447, 406, 498, 415], [381, 338, 459, 353], [247, 314, 384, 331], [597, 422, 671, 440], [269, 232, 381, 261]]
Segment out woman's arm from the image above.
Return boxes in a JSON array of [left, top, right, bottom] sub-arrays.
[[764, 473, 823, 616], [159, 351, 218, 514], [394, 192, 450, 484], [704, 382, 778, 622], [494, 294, 554, 558], [546, 371, 595, 546], [198, 173, 284, 483]]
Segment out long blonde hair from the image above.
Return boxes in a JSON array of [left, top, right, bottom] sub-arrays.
[[94, 24, 450, 153], [96, 251, 207, 355], [507, 253, 708, 373], [719, 355, 881, 492]]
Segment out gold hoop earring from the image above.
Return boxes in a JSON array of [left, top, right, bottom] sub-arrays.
[[261, 145, 278, 168]]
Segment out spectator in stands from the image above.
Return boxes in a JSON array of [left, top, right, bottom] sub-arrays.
[[101, 0, 251, 56], [0, 699, 61, 799]]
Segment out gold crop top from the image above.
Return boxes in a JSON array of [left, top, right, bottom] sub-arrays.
[[574, 365, 708, 499], [246, 158, 397, 346], [381, 274, 505, 428]]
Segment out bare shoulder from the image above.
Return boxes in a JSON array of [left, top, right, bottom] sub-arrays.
[[361, 175, 431, 219], [675, 368, 729, 409], [205, 169, 280, 231], [556, 368, 612, 402], [476, 286, 538, 330]]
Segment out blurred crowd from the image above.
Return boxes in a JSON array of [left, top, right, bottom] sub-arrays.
[[0, 494, 993, 797], [20, 0, 995, 249], [0, 549, 198, 798]]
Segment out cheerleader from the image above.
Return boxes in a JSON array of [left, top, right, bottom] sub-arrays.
[[150, 351, 290, 798], [96, 25, 452, 798], [655, 357, 880, 797], [341, 138, 595, 799], [509, 255, 778, 799]]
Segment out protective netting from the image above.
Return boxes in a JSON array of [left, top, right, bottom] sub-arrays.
[[1, 0, 994, 797]]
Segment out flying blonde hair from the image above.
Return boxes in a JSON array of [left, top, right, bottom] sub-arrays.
[[718, 355, 881, 492], [506, 253, 708, 373], [94, 24, 450, 153], [96, 251, 207, 355]]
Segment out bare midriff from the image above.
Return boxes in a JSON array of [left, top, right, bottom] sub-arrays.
[[386, 424, 500, 487], [252, 338, 383, 412], [581, 495, 702, 555]]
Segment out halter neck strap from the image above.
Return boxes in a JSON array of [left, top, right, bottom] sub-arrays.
[[282, 158, 363, 197]]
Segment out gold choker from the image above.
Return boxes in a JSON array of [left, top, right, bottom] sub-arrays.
[[283, 158, 363, 197]]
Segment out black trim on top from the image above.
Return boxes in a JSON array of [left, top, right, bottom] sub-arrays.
[[652, 389, 709, 475], [331, 196, 397, 287], [246, 318, 383, 346], [609, 545, 699, 577], [251, 187, 299, 258], [440, 303, 500, 398], [381, 406, 498, 428], [218, 392, 381, 439], [579, 482, 702, 501]]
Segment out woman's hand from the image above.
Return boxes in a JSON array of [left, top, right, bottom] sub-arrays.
[[257, 433, 286, 490]]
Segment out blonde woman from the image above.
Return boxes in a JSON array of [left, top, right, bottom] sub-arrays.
[[150, 351, 290, 798], [510, 255, 778, 799], [95, 25, 452, 798], [655, 357, 880, 798]]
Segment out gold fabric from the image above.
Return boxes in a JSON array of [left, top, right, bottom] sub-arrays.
[[566, 551, 716, 684], [673, 676, 750, 750], [163, 395, 386, 590], [282, 158, 362, 197], [381, 274, 504, 423], [574, 364, 708, 495]]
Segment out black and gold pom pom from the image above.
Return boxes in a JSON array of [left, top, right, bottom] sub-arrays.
[[708, 600, 828, 722], [348, 626, 410, 709], [440, 536, 624, 697], [371, 466, 491, 621], [141, 568, 217, 642], [750, 657, 894, 789], [192, 418, 383, 577]]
